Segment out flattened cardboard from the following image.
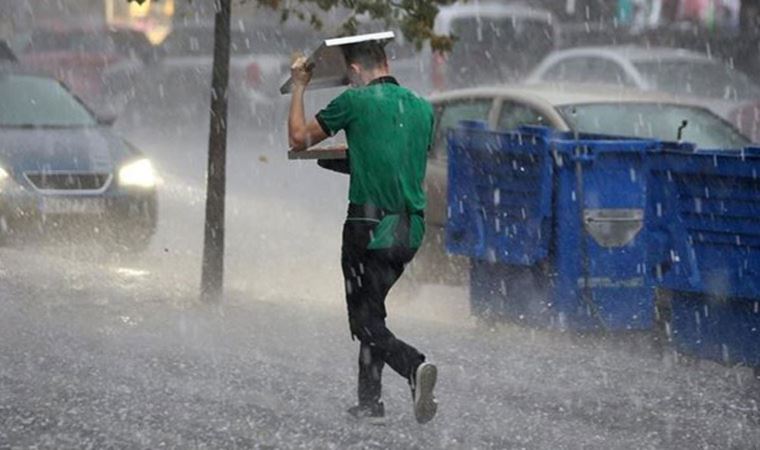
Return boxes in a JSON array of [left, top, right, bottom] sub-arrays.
[[280, 31, 394, 94]]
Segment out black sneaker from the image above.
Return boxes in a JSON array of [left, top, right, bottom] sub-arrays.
[[411, 362, 438, 424], [347, 401, 386, 425]]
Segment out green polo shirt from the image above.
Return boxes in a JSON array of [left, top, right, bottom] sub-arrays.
[[316, 76, 434, 249]]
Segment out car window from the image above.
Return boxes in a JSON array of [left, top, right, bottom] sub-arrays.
[[633, 60, 760, 101], [541, 57, 595, 83], [558, 102, 750, 149], [432, 99, 492, 159], [542, 57, 632, 86], [1, 41, 16, 61], [0, 75, 96, 127], [497, 101, 548, 130], [589, 58, 634, 86]]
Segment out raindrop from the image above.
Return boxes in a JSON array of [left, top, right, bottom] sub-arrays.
[[722, 344, 730, 364]]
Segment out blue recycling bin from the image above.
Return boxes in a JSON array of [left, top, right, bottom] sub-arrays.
[[647, 145, 760, 367], [447, 124, 659, 331]]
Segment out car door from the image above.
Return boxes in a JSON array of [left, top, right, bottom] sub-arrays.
[[586, 57, 636, 87], [426, 97, 495, 229]]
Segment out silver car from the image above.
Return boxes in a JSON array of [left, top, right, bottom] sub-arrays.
[[525, 45, 760, 117]]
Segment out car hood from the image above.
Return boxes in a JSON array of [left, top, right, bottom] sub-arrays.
[[0, 126, 139, 174]]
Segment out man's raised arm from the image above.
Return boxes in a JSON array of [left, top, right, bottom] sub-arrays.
[[288, 57, 328, 151]]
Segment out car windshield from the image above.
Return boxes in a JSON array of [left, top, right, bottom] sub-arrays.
[[0, 74, 96, 127], [558, 102, 750, 149], [634, 60, 760, 101]]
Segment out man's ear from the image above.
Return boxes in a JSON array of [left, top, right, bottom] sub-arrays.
[[348, 63, 362, 76], [347, 63, 363, 86]]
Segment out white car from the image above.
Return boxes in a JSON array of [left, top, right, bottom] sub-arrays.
[[525, 45, 760, 117], [410, 83, 750, 285], [429, 1, 559, 91]]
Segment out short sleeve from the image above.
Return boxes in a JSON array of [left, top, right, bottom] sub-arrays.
[[316, 90, 353, 136]]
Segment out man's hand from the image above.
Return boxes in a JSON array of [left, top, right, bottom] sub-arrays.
[[291, 55, 313, 88]]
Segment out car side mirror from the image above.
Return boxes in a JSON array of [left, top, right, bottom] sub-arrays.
[[97, 113, 118, 126]]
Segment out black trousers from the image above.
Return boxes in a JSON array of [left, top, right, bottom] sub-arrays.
[[341, 220, 425, 406]]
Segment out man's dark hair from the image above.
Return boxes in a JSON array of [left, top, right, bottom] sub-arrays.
[[342, 41, 387, 69]]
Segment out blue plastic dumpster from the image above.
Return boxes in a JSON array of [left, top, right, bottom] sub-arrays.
[[647, 145, 760, 367], [447, 123, 659, 331]]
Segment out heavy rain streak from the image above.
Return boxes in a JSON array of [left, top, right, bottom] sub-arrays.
[[2, 0, 760, 448]]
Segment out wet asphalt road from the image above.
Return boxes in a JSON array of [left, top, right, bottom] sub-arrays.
[[1, 120, 760, 449]]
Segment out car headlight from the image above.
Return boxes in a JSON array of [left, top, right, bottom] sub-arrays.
[[119, 159, 156, 188], [0, 167, 8, 190]]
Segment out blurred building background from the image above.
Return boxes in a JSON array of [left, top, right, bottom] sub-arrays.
[[3, 0, 760, 75]]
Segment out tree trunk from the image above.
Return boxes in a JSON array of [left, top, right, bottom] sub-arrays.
[[201, 0, 231, 303]]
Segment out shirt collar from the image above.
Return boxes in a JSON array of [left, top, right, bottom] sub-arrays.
[[368, 76, 399, 86]]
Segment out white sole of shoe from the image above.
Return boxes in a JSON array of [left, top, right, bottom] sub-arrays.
[[367, 417, 387, 426], [414, 363, 438, 424], [348, 414, 387, 426]]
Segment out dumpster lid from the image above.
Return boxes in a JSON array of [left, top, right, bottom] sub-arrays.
[[279, 31, 395, 94]]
